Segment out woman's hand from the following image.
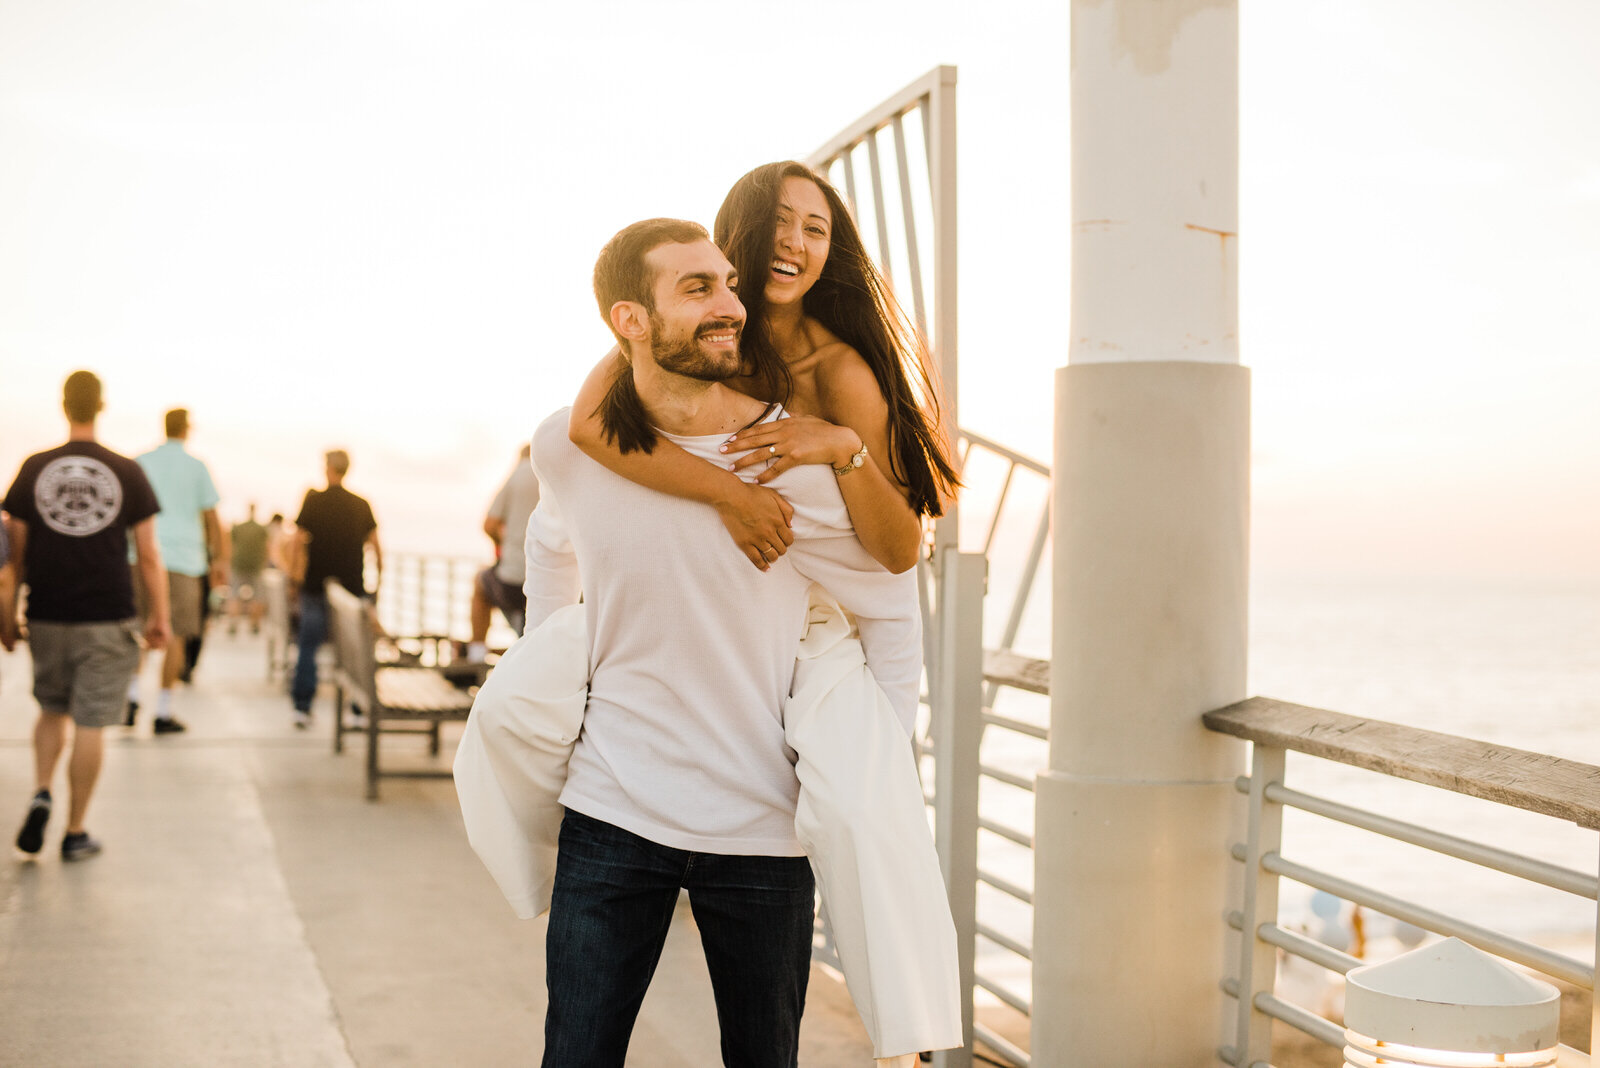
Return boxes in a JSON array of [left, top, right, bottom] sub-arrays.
[[721, 415, 861, 485], [714, 480, 796, 571]]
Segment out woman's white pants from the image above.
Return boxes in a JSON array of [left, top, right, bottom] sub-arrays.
[[453, 592, 962, 1059]]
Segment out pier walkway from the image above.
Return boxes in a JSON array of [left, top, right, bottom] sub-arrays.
[[0, 629, 876, 1067]]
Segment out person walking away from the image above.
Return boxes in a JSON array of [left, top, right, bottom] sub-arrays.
[[465, 444, 540, 661], [132, 408, 229, 733], [288, 449, 379, 728], [5, 371, 170, 861], [227, 503, 269, 635]]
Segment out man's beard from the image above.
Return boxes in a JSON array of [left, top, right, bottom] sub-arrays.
[[647, 311, 743, 382]]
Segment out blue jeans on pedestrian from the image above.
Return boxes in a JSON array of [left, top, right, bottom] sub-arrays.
[[291, 591, 328, 712], [542, 809, 815, 1068]]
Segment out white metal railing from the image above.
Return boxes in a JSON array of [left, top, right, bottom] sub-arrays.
[[810, 67, 1052, 1067], [808, 63, 959, 562], [377, 553, 478, 645], [1206, 697, 1600, 1068]]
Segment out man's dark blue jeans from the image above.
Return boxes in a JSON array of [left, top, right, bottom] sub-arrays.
[[542, 808, 815, 1068], [290, 590, 328, 713]]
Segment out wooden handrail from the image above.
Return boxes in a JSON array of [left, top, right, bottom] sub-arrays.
[[1204, 697, 1600, 829]]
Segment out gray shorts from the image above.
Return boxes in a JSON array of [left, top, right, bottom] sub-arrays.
[[230, 568, 263, 602], [136, 570, 204, 639], [29, 619, 143, 728]]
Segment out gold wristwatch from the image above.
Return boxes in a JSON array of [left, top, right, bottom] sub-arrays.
[[833, 441, 868, 476]]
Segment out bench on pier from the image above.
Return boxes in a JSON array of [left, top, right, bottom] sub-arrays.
[[325, 582, 477, 800], [262, 569, 294, 684]]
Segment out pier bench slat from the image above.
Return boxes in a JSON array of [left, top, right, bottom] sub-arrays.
[[326, 582, 475, 799], [1203, 696, 1600, 828]]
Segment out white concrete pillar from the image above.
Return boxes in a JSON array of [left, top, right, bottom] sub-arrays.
[[1033, 2, 1250, 1064]]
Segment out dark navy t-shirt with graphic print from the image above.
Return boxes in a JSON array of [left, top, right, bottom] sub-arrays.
[[3, 441, 161, 623]]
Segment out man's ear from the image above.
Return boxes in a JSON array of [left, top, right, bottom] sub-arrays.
[[609, 301, 649, 345]]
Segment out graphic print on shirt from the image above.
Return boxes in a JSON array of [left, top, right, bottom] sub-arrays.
[[34, 456, 123, 536]]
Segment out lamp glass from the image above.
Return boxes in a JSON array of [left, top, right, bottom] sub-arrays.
[[1344, 1029, 1558, 1068]]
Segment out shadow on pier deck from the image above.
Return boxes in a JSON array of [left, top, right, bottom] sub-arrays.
[[0, 630, 876, 1066]]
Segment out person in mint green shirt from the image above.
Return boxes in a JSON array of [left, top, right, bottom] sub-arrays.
[[133, 409, 229, 733]]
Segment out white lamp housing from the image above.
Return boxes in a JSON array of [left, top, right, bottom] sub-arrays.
[[1343, 937, 1561, 1068]]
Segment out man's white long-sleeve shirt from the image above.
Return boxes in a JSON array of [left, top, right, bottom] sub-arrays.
[[522, 406, 920, 857]]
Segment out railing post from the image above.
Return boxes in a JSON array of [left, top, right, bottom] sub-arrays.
[[1232, 744, 1287, 1066], [1036, 1, 1248, 1063], [1592, 837, 1600, 1059], [931, 546, 985, 1068]]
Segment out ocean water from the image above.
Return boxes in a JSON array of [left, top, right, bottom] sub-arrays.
[[961, 571, 1600, 1010]]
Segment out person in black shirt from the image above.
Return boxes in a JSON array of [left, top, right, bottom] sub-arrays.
[[4, 371, 172, 861], [287, 448, 381, 727]]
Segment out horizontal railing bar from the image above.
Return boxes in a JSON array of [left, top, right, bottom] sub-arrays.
[[961, 428, 1050, 475], [1221, 977, 1239, 999], [1205, 698, 1600, 828], [975, 921, 1033, 961], [979, 763, 1035, 792], [978, 866, 1034, 906], [1254, 991, 1346, 1048], [978, 816, 1034, 848], [981, 711, 1049, 741], [972, 1022, 1031, 1067], [1257, 923, 1363, 976], [1263, 852, 1594, 989], [974, 972, 1032, 1015], [1265, 780, 1598, 899]]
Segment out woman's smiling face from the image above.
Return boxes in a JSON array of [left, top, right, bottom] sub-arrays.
[[766, 176, 832, 307]]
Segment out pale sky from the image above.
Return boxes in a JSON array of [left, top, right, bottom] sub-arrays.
[[2, 0, 1596, 581]]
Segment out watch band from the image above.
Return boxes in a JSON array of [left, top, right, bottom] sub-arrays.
[[833, 441, 868, 476]]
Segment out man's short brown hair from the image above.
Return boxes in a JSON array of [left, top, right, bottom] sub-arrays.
[[592, 218, 709, 344], [62, 371, 103, 424], [164, 408, 189, 438], [325, 449, 350, 476]]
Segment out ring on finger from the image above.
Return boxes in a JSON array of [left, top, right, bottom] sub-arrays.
[[768, 445, 777, 456]]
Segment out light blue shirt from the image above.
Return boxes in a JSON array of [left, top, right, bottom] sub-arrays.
[[136, 440, 220, 577]]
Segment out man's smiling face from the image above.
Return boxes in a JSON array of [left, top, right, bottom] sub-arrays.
[[644, 239, 746, 382]]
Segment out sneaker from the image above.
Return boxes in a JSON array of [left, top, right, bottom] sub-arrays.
[[293, 710, 311, 730], [347, 711, 369, 729], [60, 831, 102, 862], [152, 716, 187, 735], [15, 791, 51, 855], [124, 698, 139, 728]]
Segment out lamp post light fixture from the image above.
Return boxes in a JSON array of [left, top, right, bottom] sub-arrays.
[[1343, 937, 1561, 1068]]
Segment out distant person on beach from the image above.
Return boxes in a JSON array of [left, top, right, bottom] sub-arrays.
[[227, 503, 269, 635], [5, 371, 170, 862], [288, 449, 380, 729], [570, 160, 959, 572], [133, 408, 230, 733], [465, 444, 540, 661], [521, 219, 943, 1067]]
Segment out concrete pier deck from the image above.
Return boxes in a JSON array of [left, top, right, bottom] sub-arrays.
[[0, 628, 876, 1066]]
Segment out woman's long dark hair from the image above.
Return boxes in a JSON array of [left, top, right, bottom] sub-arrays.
[[714, 161, 960, 518]]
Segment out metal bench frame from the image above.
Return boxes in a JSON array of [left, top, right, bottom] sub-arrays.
[[325, 582, 475, 800]]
